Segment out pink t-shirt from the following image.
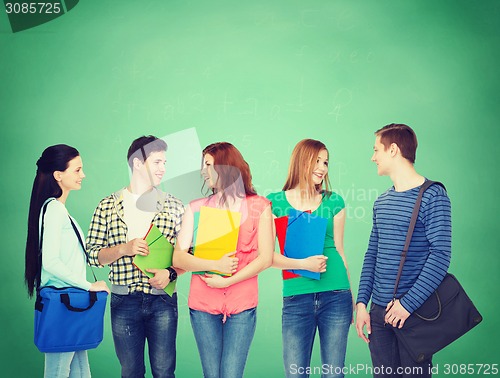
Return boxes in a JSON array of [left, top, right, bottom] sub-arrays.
[[187, 194, 270, 319]]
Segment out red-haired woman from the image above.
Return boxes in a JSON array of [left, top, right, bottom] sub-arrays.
[[267, 139, 353, 378], [173, 142, 274, 378]]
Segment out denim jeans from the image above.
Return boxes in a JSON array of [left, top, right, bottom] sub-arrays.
[[111, 292, 178, 378], [282, 290, 352, 378], [44, 350, 91, 378], [189, 307, 257, 378], [368, 304, 432, 378]]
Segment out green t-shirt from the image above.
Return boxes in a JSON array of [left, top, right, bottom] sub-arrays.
[[266, 191, 350, 297]]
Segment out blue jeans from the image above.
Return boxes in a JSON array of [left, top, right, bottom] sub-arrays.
[[111, 292, 178, 378], [189, 307, 257, 378], [282, 290, 352, 378], [369, 304, 432, 378], [44, 351, 90, 378]]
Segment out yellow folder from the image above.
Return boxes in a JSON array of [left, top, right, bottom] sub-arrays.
[[193, 206, 241, 276], [133, 224, 176, 296]]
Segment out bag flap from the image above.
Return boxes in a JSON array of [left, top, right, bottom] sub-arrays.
[[414, 274, 460, 319]]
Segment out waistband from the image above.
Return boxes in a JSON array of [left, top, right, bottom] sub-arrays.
[[111, 284, 168, 295]]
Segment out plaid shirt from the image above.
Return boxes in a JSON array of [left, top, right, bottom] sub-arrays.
[[86, 188, 185, 294]]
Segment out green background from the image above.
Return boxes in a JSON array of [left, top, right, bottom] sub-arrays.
[[1, 1, 499, 377]]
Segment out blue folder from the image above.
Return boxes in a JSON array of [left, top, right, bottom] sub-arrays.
[[283, 208, 328, 280]]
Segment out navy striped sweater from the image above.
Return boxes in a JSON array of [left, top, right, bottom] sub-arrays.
[[356, 182, 452, 313]]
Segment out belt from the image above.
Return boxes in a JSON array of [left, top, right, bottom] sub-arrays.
[[111, 284, 168, 295]]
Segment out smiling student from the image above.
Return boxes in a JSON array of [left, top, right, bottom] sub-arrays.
[[86, 136, 184, 378], [173, 142, 274, 378], [25, 144, 109, 378], [267, 139, 353, 378], [356, 124, 452, 378]]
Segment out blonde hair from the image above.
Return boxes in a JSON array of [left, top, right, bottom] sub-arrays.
[[282, 139, 331, 198]]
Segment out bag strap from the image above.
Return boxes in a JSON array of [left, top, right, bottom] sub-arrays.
[[392, 180, 446, 299], [60, 291, 98, 312], [68, 216, 97, 282], [37, 199, 54, 291]]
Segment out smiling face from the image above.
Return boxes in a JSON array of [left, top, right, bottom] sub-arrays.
[[312, 149, 329, 186], [201, 153, 218, 189], [143, 150, 166, 186], [55, 155, 85, 193]]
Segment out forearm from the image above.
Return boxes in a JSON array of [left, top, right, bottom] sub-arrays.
[[172, 249, 221, 273], [97, 244, 125, 266], [272, 252, 307, 270], [226, 253, 272, 286]]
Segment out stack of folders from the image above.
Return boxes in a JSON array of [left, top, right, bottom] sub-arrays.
[[133, 224, 176, 296], [274, 208, 328, 280], [192, 206, 241, 276]]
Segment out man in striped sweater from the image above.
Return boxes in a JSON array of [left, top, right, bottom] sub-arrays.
[[356, 124, 452, 377]]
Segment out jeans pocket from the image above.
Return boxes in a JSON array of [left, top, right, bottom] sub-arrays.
[[110, 293, 125, 309], [159, 293, 177, 305]]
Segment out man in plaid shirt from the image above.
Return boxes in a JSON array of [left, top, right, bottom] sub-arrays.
[[86, 135, 184, 378]]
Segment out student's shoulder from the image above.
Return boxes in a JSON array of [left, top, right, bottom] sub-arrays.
[[322, 190, 345, 208], [421, 181, 450, 208], [45, 198, 65, 215], [266, 190, 287, 206], [163, 192, 183, 207], [248, 194, 271, 210], [424, 181, 448, 197], [94, 190, 121, 210]]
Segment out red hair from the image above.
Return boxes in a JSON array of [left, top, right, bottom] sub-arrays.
[[202, 142, 256, 204]]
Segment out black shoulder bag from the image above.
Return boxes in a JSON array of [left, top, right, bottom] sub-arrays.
[[392, 180, 482, 363]]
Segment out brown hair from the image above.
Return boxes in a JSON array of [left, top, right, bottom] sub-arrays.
[[202, 142, 256, 204], [375, 123, 418, 163], [282, 139, 331, 198]]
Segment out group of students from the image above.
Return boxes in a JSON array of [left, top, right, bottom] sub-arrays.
[[25, 123, 451, 378]]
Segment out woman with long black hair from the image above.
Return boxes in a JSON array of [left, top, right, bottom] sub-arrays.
[[25, 144, 109, 378]]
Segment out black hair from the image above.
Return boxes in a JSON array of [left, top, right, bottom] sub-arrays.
[[25, 144, 79, 298], [127, 135, 167, 169]]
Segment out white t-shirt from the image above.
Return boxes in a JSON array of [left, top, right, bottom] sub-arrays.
[[122, 189, 156, 240]]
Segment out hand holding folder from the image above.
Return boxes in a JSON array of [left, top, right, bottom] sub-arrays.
[[133, 224, 176, 296], [193, 206, 241, 276], [275, 209, 328, 280]]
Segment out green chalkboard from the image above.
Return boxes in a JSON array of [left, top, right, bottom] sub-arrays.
[[1, 1, 499, 376]]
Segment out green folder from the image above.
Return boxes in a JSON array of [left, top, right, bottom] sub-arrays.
[[133, 224, 176, 296]]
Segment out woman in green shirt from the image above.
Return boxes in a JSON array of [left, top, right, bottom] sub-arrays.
[[267, 139, 352, 378]]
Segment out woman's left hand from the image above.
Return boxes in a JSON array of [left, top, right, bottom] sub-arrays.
[[200, 273, 230, 289]]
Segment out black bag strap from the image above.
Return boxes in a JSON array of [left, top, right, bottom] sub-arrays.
[[392, 180, 446, 299], [36, 199, 53, 291], [60, 291, 98, 312], [68, 216, 97, 282]]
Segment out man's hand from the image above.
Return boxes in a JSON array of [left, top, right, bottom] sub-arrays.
[[384, 299, 410, 328], [355, 303, 371, 343], [147, 268, 170, 290], [121, 238, 149, 257]]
